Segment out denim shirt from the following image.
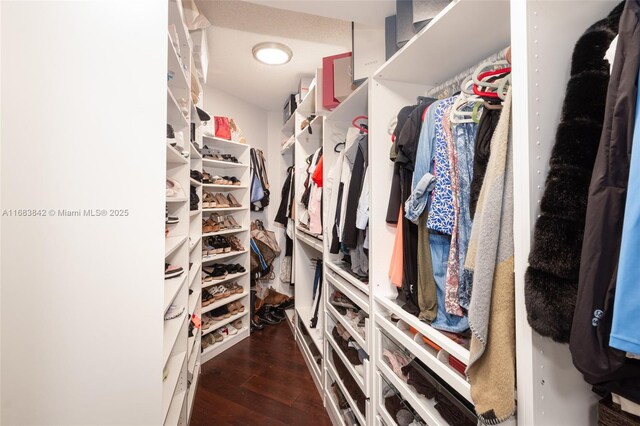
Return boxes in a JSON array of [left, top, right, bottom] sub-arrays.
[[404, 100, 440, 222]]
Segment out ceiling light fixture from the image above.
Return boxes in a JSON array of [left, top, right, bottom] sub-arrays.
[[252, 42, 293, 66]]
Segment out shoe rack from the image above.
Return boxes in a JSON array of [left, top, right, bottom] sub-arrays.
[[164, 1, 192, 424], [199, 134, 251, 363]]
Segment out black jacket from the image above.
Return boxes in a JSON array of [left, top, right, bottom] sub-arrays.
[[525, 2, 623, 343], [570, 0, 640, 403]]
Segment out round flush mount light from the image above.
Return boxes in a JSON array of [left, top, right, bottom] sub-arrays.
[[252, 42, 293, 65]]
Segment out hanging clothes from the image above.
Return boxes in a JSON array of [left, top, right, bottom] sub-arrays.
[[525, 2, 622, 343], [571, 0, 640, 404], [343, 135, 368, 249], [469, 108, 500, 219]]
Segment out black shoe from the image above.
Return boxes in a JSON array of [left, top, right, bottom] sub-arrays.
[[251, 316, 264, 331], [269, 307, 286, 321], [258, 310, 281, 325]]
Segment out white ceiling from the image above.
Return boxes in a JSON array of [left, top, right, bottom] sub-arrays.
[[194, 0, 390, 111]]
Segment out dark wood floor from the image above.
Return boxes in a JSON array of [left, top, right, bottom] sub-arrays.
[[191, 320, 332, 426]]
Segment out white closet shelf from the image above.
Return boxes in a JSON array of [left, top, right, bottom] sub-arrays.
[[325, 329, 366, 393], [203, 206, 245, 213], [295, 326, 323, 396], [188, 291, 201, 315], [326, 79, 369, 123], [298, 116, 323, 144], [190, 142, 202, 159], [163, 312, 187, 367], [162, 351, 187, 423], [375, 295, 470, 365], [202, 158, 249, 169], [187, 363, 201, 420], [188, 239, 199, 254], [201, 327, 250, 362], [326, 261, 369, 297], [326, 271, 370, 315], [326, 358, 367, 426], [165, 235, 188, 258], [202, 249, 248, 263], [190, 104, 201, 125], [164, 272, 188, 313], [166, 143, 189, 165], [165, 197, 187, 204], [377, 359, 448, 426], [281, 113, 296, 135], [202, 291, 248, 315], [375, 312, 471, 402], [296, 306, 324, 353], [190, 178, 202, 187], [296, 232, 323, 252], [285, 308, 295, 333], [374, 0, 510, 84], [202, 135, 250, 150], [202, 271, 248, 288], [188, 338, 199, 374], [189, 329, 201, 359], [167, 33, 189, 95], [167, 87, 189, 130], [326, 302, 367, 350], [202, 310, 249, 335], [164, 389, 186, 426], [190, 209, 201, 217], [296, 225, 323, 241], [201, 184, 248, 191], [189, 264, 202, 289], [296, 86, 316, 115], [202, 227, 248, 238]]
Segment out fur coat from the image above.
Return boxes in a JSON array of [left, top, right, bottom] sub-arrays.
[[525, 2, 623, 343]]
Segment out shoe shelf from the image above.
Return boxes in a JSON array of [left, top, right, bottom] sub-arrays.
[[187, 340, 199, 376], [189, 329, 201, 360], [187, 362, 201, 422], [375, 312, 471, 402], [167, 88, 189, 131], [189, 178, 202, 187], [167, 143, 189, 165], [201, 184, 248, 191], [202, 135, 250, 150], [298, 115, 323, 145], [326, 261, 369, 297], [163, 312, 188, 367], [188, 239, 199, 254], [162, 351, 187, 423], [326, 270, 370, 315], [165, 235, 188, 258], [202, 227, 248, 237], [296, 230, 323, 252], [202, 206, 245, 213], [188, 291, 201, 316], [282, 111, 296, 136], [190, 142, 202, 160], [325, 329, 366, 394], [326, 302, 367, 350], [165, 273, 188, 314], [167, 34, 189, 96], [326, 357, 367, 426], [202, 158, 249, 170], [189, 264, 201, 290], [202, 291, 248, 315], [166, 196, 188, 204], [201, 326, 250, 362], [202, 271, 248, 289], [164, 389, 186, 426], [202, 249, 248, 263], [202, 310, 249, 336]]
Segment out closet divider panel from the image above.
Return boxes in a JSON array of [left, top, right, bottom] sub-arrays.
[[511, 1, 619, 425]]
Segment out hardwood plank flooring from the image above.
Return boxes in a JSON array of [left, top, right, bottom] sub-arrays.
[[191, 321, 332, 426]]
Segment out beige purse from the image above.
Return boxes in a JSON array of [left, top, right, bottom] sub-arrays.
[[229, 119, 246, 144]]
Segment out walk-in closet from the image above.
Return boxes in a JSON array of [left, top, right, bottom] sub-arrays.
[[2, 0, 640, 425]]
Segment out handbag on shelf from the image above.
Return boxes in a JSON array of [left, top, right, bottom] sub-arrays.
[[214, 116, 231, 140], [251, 220, 281, 256], [229, 119, 246, 144]]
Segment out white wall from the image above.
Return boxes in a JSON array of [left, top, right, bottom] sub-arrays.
[[203, 87, 292, 295], [1, 1, 166, 424]]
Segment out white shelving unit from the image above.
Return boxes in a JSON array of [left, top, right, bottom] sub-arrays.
[[199, 128, 251, 364]]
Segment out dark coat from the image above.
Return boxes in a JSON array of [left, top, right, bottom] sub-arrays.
[[525, 1, 623, 343], [570, 0, 640, 403]]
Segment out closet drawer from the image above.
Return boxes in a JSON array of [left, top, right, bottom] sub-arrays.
[[325, 311, 369, 396], [326, 268, 369, 314], [326, 280, 369, 349], [377, 372, 426, 426], [326, 359, 369, 426], [376, 327, 477, 426], [326, 261, 370, 303], [375, 309, 471, 402]]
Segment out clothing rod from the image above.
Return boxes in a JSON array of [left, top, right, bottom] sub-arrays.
[[425, 47, 509, 98]]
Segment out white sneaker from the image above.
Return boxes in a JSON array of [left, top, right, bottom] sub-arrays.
[[164, 305, 184, 321]]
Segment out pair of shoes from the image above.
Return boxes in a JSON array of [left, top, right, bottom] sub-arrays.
[[203, 236, 231, 255], [165, 263, 184, 279], [166, 178, 185, 199], [227, 301, 245, 315], [251, 315, 265, 331], [256, 305, 282, 325], [207, 213, 241, 230], [202, 216, 221, 233], [190, 186, 199, 211], [202, 264, 228, 281], [164, 304, 184, 320], [166, 207, 179, 225], [190, 170, 203, 182]]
